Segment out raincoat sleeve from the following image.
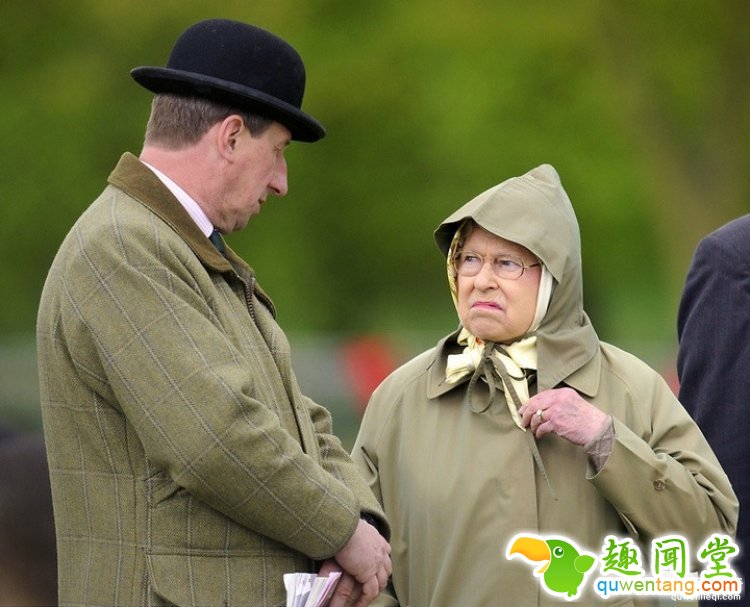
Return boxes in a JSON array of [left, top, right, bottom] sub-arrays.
[[587, 364, 738, 550], [350, 384, 401, 606]]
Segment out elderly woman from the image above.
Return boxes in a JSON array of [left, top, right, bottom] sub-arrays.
[[351, 165, 737, 606]]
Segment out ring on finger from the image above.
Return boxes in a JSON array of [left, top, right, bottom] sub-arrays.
[[535, 409, 545, 422]]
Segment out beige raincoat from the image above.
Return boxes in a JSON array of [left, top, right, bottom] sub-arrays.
[[352, 165, 737, 606]]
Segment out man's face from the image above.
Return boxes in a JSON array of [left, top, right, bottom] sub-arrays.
[[218, 121, 291, 232]]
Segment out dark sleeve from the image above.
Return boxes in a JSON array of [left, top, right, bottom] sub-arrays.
[[676, 221, 750, 527]]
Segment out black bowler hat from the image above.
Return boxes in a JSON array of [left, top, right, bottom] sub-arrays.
[[131, 18, 325, 142]]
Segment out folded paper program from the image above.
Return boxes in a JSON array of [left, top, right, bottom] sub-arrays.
[[284, 571, 342, 607]]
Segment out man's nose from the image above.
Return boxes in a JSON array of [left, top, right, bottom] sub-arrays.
[[269, 156, 288, 197]]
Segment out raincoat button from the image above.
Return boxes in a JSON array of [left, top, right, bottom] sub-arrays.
[[653, 480, 666, 491]]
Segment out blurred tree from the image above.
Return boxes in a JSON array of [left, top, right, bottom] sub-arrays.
[[596, 0, 750, 297], [0, 0, 746, 357]]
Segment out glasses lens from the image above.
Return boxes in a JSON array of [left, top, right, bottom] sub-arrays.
[[493, 256, 524, 279], [454, 251, 527, 279], [455, 252, 482, 276]]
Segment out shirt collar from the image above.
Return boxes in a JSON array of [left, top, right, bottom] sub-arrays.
[[141, 161, 214, 237]]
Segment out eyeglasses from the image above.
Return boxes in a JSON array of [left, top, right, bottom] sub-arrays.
[[453, 251, 540, 280]]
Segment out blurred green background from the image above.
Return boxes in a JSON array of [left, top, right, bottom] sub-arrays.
[[1, 0, 749, 447]]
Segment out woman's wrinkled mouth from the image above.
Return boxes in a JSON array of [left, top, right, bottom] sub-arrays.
[[472, 301, 501, 310]]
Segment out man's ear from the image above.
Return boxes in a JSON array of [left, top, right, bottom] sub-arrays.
[[217, 115, 245, 159]]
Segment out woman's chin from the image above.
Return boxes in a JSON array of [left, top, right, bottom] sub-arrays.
[[466, 321, 514, 344]]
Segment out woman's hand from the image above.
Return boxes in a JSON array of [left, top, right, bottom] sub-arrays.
[[520, 387, 610, 446]]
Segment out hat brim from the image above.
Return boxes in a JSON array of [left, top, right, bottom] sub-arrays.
[[131, 66, 326, 142]]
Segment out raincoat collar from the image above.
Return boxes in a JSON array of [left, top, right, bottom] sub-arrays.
[[426, 330, 601, 400]]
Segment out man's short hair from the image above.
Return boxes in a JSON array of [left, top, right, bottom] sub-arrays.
[[144, 94, 273, 148]]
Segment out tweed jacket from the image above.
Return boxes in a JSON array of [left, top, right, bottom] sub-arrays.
[[678, 214, 750, 602], [37, 153, 386, 607]]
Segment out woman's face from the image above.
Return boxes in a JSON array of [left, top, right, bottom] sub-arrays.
[[456, 226, 541, 344]]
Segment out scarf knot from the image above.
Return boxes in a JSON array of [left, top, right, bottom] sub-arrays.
[[445, 329, 537, 427]]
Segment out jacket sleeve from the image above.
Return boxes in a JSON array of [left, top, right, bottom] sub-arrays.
[[60, 225, 361, 560], [588, 371, 738, 550], [677, 228, 750, 508], [304, 394, 391, 538]]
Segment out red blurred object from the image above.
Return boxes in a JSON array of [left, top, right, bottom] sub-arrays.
[[339, 335, 398, 417]]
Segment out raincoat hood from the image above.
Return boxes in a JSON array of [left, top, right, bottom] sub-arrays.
[[434, 164, 600, 392]]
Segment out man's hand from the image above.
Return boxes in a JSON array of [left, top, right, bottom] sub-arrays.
[[331, 519, 391, 607], [318, 560, 361, 607]]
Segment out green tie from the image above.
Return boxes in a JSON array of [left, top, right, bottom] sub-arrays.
[[209, 229, 226, 256]]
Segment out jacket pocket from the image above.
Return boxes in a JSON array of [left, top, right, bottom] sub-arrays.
[[146, 551, 307, 607]]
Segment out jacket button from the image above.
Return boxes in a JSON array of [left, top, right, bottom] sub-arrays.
[[653, 480, 666, 491]]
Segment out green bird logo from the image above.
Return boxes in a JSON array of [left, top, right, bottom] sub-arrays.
[[507, 533, 597, 601]]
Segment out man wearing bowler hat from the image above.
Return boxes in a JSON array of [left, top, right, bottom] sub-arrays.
[[37, 18, 391, 607]]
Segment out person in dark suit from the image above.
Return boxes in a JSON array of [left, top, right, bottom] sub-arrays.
[[677, 214, 750, 605]]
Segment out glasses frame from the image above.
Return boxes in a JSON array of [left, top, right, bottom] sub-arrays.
[[452, 250, 541, 281]]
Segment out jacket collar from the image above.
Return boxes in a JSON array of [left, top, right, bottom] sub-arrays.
[[425, 329, 601, 400], [107, 153, 278, 317], [108, 153, 239, 274]]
